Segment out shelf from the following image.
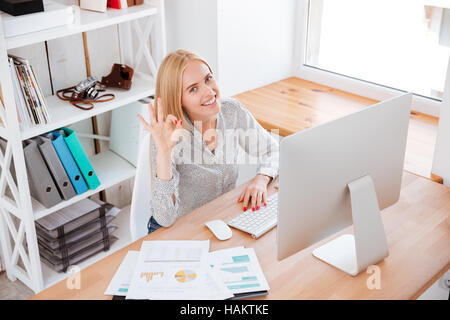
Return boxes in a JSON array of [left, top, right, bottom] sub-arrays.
[[5, 4, 158, 50], [20, 72, 155, 141], [32, 150, 136, 221], [0, 0, 165, 295]]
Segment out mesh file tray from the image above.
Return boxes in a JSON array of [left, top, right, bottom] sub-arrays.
[[39, 226, 116, 258], [39, 236, 118, 272], [36, 215, 116, 250], [38, 224, 117, 253], [35, 198, 118, 238], [35, 198, 119, 272]]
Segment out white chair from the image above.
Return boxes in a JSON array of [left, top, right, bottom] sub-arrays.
[[129, 132, 153, 241]]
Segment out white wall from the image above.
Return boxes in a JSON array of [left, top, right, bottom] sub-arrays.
[[217, 0, 296, 97], [432, 55, 450, 185], [165, 0, 219, 74], [165, 0, 296, 97]]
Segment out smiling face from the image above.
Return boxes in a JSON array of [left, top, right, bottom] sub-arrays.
[[181, 59, 221, 124]]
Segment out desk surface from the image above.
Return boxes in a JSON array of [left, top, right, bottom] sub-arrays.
[[31, 172, 450, 300]]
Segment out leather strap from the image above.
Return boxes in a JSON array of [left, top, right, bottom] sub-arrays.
[[98, 205, 110, 251], [56, 86, 115, 110], [56, 226, 70, 272], [70, 93, 115, 111]]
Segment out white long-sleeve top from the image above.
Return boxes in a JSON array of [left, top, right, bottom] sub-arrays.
[[150, 97, 279, 227]]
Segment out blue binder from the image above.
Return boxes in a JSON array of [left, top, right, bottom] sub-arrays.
[[49, 131, 88, 195], [59, 127, 100, 190]]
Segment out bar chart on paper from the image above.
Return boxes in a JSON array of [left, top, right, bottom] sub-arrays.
[[208, 247, 270, 295]]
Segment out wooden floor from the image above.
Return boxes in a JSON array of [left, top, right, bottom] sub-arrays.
[[234, 77, 440, 182], [0, 272, 34, 300]]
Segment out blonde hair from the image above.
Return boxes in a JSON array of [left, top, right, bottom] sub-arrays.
[[154, 49, 213, 129]]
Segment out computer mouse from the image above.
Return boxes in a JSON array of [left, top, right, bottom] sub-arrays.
[[205, 220, 232, 240]]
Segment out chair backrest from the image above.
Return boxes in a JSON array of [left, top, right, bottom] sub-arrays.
[[129, 132, 153, 241]]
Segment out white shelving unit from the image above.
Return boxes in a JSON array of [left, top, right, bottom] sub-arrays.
[[0, 1, 166, 293]]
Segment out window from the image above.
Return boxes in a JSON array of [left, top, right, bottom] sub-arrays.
[[304, 0, 450, 102]]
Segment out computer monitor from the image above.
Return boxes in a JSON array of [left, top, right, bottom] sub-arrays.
[[276, 93, 412, 276]]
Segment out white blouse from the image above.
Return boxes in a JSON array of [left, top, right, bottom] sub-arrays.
[[150, 97, 279, 227]]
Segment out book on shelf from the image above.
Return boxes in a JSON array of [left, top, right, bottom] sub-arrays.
[[107, 0, 121, 9], [8, 54, 51, 128]]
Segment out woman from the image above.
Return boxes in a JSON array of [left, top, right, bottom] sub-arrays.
[[138, 49, 279, 233]]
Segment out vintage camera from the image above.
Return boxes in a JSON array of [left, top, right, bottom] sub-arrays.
[[72, 77, 100, 100]]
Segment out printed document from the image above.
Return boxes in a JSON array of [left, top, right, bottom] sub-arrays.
[[126, 240, 232, 300], [104, 251, 139, 296], [208, 246, 270, 295]]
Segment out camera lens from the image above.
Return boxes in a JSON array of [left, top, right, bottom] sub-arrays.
[[87, 87, 99, 99]]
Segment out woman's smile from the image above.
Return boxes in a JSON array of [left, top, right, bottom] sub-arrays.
[[201, 95, 217, 108]]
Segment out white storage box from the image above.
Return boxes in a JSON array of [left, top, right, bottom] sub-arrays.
[[1, 0, 74, 38], [80, 0, 107, 13], [109, 98, 151, 167]]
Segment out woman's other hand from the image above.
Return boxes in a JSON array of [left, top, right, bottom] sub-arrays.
[[138, 97, 183, 154], [138, 97, 183, 181], [237, 174, 271, 212]]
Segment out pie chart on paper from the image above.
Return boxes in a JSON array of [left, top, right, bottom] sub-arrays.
[[174, 270, 197, 283]]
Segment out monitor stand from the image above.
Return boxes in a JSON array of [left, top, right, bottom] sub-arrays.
[[312, 175, 389, 276]]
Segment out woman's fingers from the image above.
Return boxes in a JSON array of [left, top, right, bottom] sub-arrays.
[[147, 101, 157, 125], [256, 191, 262, 210], [157, 97, 164, 123], [262, 191, 267, 207], [138, 101, 156, 133], [250, 190, 257, 211], [243, 190, 251, 212], [237, 190, 244, 203], [165, 114, 178, 126], [241, 187, 267, 211], [137, 114, 153, 133]]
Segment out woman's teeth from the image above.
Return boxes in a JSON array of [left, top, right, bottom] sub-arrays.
[[202, 97, 216, 106]]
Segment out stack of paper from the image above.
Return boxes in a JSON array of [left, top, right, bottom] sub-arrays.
[[105, 241, 270, 300]]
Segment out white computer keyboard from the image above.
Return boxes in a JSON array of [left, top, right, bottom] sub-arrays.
[[227, 193, 278, 239]]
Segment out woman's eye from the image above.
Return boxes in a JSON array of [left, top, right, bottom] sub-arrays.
[[206, 75, 212, 82], [190, 87, 197, 93]]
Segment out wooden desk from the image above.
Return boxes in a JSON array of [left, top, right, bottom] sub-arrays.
[[31, 172, 449, 300]]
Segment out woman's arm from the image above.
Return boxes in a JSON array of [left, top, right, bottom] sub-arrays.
[[233, 98, 280, 210], [138, 98, 183, 227], [149, 139, 181, 227]]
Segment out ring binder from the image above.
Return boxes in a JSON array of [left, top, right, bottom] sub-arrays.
[[48, 131, 88, 195], [35, 135, 76, 200], [23, 139, 62, 208], [58, 128, 101, 190]]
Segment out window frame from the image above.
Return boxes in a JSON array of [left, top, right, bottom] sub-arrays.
[[293, 0, 445, 117]]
